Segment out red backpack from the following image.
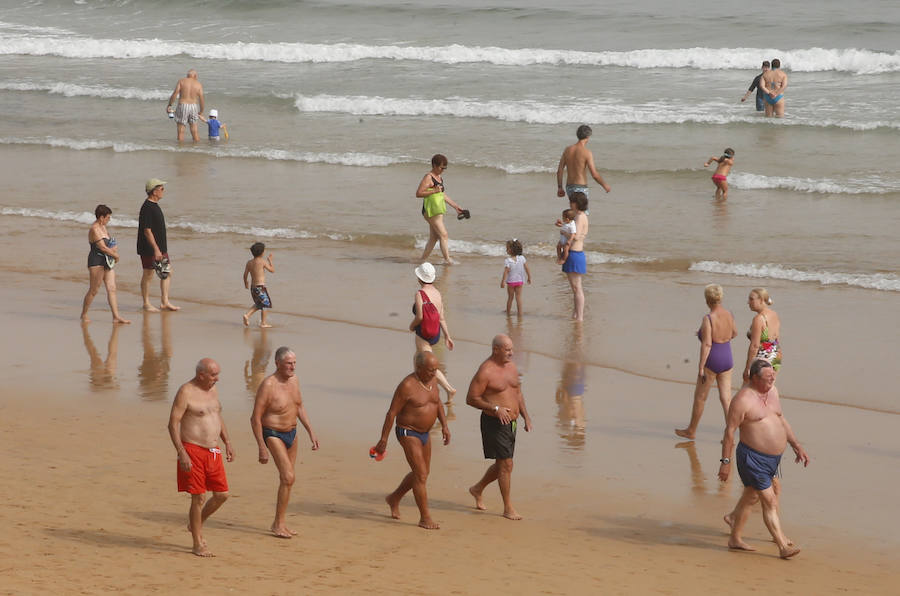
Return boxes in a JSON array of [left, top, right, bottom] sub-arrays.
[[419, 290, 441, 339]]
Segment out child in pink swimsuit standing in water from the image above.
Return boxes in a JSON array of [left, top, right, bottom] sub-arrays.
[[704, 147, 735, 200]]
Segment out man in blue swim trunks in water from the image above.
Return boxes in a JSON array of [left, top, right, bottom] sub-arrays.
[[556, 124, 611, 200], [374, 351, 450, 529], [718, 360, 809, 559], [250, 346, 320, 538]]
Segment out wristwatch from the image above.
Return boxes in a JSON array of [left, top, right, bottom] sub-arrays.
[[493, 405, 499, 412], [719, 457, 730, 464]]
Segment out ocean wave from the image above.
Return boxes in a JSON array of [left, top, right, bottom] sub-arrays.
[[0, 136, 404, 168], [293, 94, 900, 131], [0, 207, 346, 240], [690, 261, 900, 292], [2, 35, 898, 74], [729, 173, 899, 195], [0, 81, 170, 101], [0, 21, 73, 36], [414, 238, 655, 264]]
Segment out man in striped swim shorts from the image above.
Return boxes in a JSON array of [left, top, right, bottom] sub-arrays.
[[166, 68, 205, 141]]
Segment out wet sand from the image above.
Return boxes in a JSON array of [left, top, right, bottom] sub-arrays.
[[0, 270, 898, 594]]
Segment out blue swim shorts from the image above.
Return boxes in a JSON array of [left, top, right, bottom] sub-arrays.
[[735, 441, 782, 490], [562, 250, 587, 274], [755, 95, 765, 111]]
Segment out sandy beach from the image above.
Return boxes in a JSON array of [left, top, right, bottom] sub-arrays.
[[2, 3, 899, 590], [1, 267, 898, 594]]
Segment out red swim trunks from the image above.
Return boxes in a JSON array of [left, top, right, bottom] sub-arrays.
[[140, 252, 170, 270], [711, 174, 728, 182], [176, 442, 229, 494]]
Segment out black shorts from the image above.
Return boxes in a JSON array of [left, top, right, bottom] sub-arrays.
[[480, 412, 517, 460]]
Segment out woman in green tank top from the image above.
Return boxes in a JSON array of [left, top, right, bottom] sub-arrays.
[[416, 154, 466, 264]]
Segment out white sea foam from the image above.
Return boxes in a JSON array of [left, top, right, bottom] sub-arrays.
[[730, 173, 899, 195], [2, 36, 898, 74], [0, 207, 346, 241], [0, 81, 169, 101], [0, 137, 403, 168], [0, 21, 73, 36], [690, 261, 900, 292], [293, 94, 900, 131], [413, 238, 655, 264]]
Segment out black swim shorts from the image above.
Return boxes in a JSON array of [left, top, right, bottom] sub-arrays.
[[480, 412, 517, 460]]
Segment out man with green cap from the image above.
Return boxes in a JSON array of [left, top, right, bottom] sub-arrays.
[[138, 178, 179, 312]]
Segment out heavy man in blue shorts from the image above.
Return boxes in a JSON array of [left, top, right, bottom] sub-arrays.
[[718, 360, 809, 558]]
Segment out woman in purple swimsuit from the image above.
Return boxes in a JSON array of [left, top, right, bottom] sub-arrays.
[[675, 284, 737, 440]]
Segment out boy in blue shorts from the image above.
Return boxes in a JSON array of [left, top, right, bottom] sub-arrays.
[[199, 109, 229, 141]]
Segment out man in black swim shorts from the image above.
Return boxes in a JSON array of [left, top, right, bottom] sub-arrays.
[[466, 335, 533, 520]]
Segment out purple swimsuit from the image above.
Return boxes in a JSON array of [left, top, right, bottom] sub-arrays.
[[698, 314, 733, 374]]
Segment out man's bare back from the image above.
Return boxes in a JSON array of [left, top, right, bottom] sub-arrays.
[[556, 126, 611, 195], [172, 73, 204, 107]]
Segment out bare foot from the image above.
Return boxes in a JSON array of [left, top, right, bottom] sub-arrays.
[[469, 486, 486, 511], [444, 258, 457, 265], [143, 304, 160, 313], [113, 317, 131, 324], [503, 510, 523, 521], [260, 323, 272, 328], [444, 387, 457, 404], [161, 303, 180, 311], [674, 428, 696, 440], [192, 546, 215, 557], [386, 494, 401, 519], [418, 518, 440, 530], [242, 314, 249, 326], [774, 537, 795, 547], [779, 545, 801, 559], [270, 524, 295, 539], [723, 513, 735, 530], [187, 523, 207, 548], [728, 539, 756, 551]]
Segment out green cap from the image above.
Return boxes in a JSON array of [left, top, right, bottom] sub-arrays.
[[145, 178, 167, 193]]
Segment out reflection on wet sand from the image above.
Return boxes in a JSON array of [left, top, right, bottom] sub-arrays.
[[243, 326, 271, 398], [556, 324, 586, 450], [675, 441, 729, 497], [505, 317, 531, 374], [81, 322, 121, 391], [137, 312, 172, 401]]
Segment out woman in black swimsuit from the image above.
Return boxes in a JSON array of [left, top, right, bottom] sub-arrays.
[[80, 204, 130, 324]]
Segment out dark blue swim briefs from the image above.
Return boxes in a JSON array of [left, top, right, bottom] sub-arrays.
[[263, 427, 297, 450]]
